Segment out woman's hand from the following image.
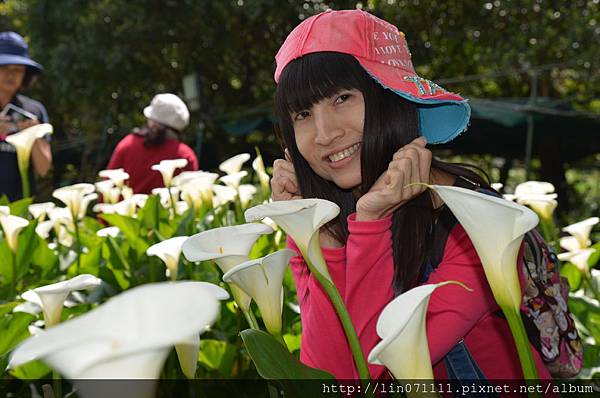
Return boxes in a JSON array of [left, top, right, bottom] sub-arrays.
[[356, 137, 432, 221], [271, 149, 301, 201]]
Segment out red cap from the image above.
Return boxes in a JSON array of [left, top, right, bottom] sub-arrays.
[[275, 10, 471, 144]]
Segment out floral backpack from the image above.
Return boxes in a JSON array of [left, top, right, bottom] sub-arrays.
[[429, 179, 583, 378]]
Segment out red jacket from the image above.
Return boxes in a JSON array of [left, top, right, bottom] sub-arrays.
[[288, 213, 551, 382], [107, 133, 198, 194]]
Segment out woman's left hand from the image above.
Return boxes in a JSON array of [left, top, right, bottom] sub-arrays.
[[356, 137, 432, 221]]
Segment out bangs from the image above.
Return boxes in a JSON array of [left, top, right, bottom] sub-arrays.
[[275, 52, 369, 119]]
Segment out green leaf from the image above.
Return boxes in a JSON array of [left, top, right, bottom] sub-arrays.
[[15, 221, 39, 280], [283, 333, 302, 353], [240, 329, 334, 384], [31, 236, 58, 278], [138, 195, 168, 230], [8, 197, 33, 218], [561, 263, 582, 291], [0, 312, 35, 356], [173, 208, 195, 237], [79, 245, 102, 276], [0, 240, 14, 287], [100, 213, 148, 255], [568, 295, 600, 343], [588, 241, 600, 268], [198, 339, 237, 376], [10, 359, 52, 379], [0, 302, 18, 317]]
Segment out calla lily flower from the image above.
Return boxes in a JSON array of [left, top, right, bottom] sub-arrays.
[[219, 153, 250, 175], [28, 202, 56, 221], [21, 274, 102, 327], [172, 171, 219, 187], [173, 281, 230, 379], [0, 214, 29, 252], [212, 184, 237, 207], [558, 248, 595, 274], [368, 281, 470, 380], [252, 155, 270, 196], [96, 226, 120, 238], [562, 217, 599, 249], [491, 182, 503, 192], [238, 184, 257, 208], [223, 249, 295, 336], [35, 220, 54, 240], [429, 184, 540, 379], [5, 123, 53, 197], [94, 179, 116, 202], [9, 282, 223, 398], [182, 223, 273, 311], [151, 158, 188, 187], [98, 168, 130, 188], [175, 201, 189, 215], [514, 181, 555, 197], [219, 171, 248, 189], [52, 183, 96, 220], [0, 206, 9, 216], [152, 187, 181, 208], [121, 186, 133, 200], [516, 194, 558, 221], [147, 236, 189, 281], [244, 199, 340, 281]]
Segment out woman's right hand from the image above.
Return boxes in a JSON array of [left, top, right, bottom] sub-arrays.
[[271, 149, 301, 201]]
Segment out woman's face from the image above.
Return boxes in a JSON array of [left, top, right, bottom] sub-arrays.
[[0, 65, 25, 95], [291, 88, 365, 190]]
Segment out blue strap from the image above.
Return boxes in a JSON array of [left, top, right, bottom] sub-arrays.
[[420, 263, 496, 397]]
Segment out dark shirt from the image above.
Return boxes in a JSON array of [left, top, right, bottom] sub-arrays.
[[0, 94, 49, 201]]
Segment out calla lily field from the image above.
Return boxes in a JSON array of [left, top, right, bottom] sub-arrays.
[[0, 142, 598, 397]]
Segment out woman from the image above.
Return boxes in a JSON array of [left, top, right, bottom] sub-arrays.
[[0, 31, 51, 201], [270, 10, 551, 382], [107, 93, 198, 193]]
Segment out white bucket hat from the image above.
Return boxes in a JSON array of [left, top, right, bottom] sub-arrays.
[[143, 93, 190, 132]]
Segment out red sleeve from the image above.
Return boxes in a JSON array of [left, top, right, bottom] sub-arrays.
[[344, 213, 394, 380], [424, 224, 499, 365], [106, 136, 129, 169], [179, 143, 198, 171]]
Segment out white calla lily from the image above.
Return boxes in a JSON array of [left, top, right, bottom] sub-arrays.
[[223, 249, 295, 336], [94, 179, 115, 202], [559, 236, 582, 253], [172, 170, 219, 187], [1, 214, 29, 252], [516, 194, 558, 221], [35, 220, 54, 240], [212, 185, 237, 207], [219, 170, 248, 189], [0, 206, 9, 216], [21, 274, 102, 327], [152, 187, 180, 208], [219, 153, 250, 175], [146, 236, 189, 281], [52, 183, 96, 220], [98, 168, 130, 188], [429, 184, 540, 379], [5, 123, 53, 197], [173, 281, 229, 379], [514, 181, 555, 197], [9, 282, 223, 398], [558, 248, 595, 274], [368, 281, 470, 381], [244, 199, 340, 281], [28, 202, 56, 221], [182, 223, 273, 312], [96, 226, 120, 238], [238, 184, 257, 208], [562, 217, 599, 249], [252, 154, 270, 196], [151, 158, 188, 187]]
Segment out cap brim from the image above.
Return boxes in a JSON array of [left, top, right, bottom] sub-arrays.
[[356, 57, 470, 144], [143, 106, 153, 120], [0, 55, 42, 73]]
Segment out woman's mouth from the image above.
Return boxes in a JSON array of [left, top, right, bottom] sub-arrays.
[[327, 142, 361, 163]]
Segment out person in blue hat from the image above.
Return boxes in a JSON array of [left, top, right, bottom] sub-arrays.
[[0, 31, 51, 201]]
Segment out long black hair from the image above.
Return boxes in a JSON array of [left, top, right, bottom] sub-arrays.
[[275, 52, 492, 294]]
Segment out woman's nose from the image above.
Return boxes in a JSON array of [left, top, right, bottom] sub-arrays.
[[313, 111, 343, 146]]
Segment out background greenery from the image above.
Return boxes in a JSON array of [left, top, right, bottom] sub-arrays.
[[0, 0, 598, 220]]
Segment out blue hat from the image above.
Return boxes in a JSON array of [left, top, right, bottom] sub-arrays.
[[0, 32, 42, 73]]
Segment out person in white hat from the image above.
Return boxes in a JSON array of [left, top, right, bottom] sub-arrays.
[[106, 93, 198, 193]]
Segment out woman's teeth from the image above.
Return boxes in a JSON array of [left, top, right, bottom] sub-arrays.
[[328, 143, 361, 162]]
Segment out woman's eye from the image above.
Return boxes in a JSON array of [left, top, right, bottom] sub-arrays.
[[335, 93, 351, 104], [294, 111, 310, 121]]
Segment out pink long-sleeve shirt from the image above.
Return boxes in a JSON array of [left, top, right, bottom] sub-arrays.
[[288, 213, 551, 381]]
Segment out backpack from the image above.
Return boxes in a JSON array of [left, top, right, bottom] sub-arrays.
[[427, 178, 583, 379]]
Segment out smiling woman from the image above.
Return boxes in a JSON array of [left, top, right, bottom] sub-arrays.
[[270, 9, 553, 386]]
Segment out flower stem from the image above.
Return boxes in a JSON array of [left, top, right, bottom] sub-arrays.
[[168, 186, 177, 219], [18, 163, 30, 198], [73, 212, 82, 275], [308, 259, 372, 387], [10, 250, 17, 299], [52, 369, 62, 398], [242, 308, 260, 330], [582, 274, 600, 302], [502, 305, 541, 396]]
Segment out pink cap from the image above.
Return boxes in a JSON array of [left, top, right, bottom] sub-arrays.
[[274, 10, 471, 144]]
